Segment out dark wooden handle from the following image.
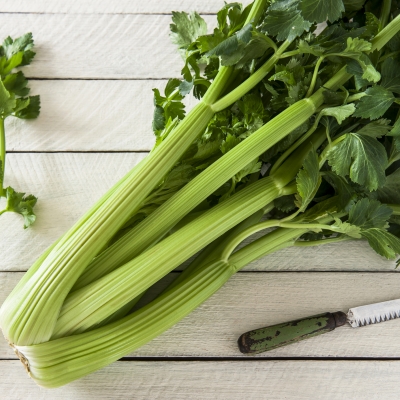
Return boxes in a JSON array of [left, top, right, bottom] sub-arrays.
[[238, 311, 347, 354]]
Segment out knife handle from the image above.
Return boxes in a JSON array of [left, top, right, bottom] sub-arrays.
[[238, 311, 347, 354]]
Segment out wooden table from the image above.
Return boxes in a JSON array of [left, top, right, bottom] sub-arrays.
[[0, 1, 399, 398]]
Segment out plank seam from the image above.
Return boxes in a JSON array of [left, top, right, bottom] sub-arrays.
[[0, 12, 218, 16], [2, 270, 399, 273], [2, 357, 400, 362], [8, 151, 151, 154], [27, 77, 178, 81]]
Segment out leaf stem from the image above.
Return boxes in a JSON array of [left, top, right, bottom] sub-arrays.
[[306, 56, 325, 98], [371, 14, 400, 52], [318, 134, 346, 168], [202, 0, 269, 105], [280, 49, 301, 59], [379, 0, 392, 31], [212, 40, 291, 112], [347, 92, 366, 103]]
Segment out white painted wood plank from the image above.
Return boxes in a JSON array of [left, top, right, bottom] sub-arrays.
[[1, 0, 252, 14], [1, 153, 397, 271], [0, 153, 147, 271], [7, 80, 159, 151], [3, 272, 400, 359], [6, 79, 198, 151], [0, 14, 215, 79], [2, 360, 400, 399]]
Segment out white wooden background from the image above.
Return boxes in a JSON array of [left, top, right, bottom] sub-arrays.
[[1, 1, 399, 399]]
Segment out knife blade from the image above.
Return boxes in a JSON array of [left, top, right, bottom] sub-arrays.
[[238, 298, 400, 354]]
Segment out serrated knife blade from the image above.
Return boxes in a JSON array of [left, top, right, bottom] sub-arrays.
[[238, 298, 400, 355], [347, 298, 400, 327]]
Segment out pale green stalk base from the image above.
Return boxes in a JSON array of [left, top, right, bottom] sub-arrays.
[[16, 226, 306, 389]]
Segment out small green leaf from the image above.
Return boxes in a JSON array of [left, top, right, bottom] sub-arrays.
[[3, 186, 37, 228], [0, 80, 16, 118], [295, 149, 321, 212], [152, 105, 165, 133], [327, 133, 388, 190], [364, 12, 380, 37], [361, 228, 400, 260], [348, 198, 392, 230], [300, 0, 345, 23], [3, 71, 30, 97], [331, 218, 362, 238], [13, 97, 30, 114], [179, 80, 193, 96], [343, 37, 371, 53], [164, 78, 181, 98], [1, 33, 35, 66], [3, 52, 24, 74], [298, 40, 325, 56], [275, 194, 297, 213], [357, 119, 392, 137], [353, 86, 395, 120], [234, 158, 261, 183], [14, 95, 40, 119], [320, 104, 355, 125], [261, 0, 312, 42], [220, 133, 241, 154], [170, 12, 207, 51]]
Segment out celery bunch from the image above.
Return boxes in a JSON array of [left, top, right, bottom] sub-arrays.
[[2, 0, 400, 388]]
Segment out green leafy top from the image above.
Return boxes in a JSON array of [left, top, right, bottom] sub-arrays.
[[154, 0, 400, 265]]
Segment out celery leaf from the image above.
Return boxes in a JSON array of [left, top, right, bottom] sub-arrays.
[[348, 198, 392, 230], [3, 71, 30, 97], [14, 95, 40, 119], [0, 80, 16, 118], [327, 133, 388, 190], [361, 228, 400, 260], [300, 0, 345, 23], [295, 149, 321, 212], [353, 86, 395, 120], [357, 119, 392, 137], [2, 186, 37, 228], [261, 0, 312, 42], [320, 104, 355, 125], [170, 12, 207, 51]]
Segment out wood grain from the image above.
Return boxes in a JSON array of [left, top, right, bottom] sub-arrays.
[[1, 0, 252, 14], [0, 153, 146, 270], [2, 360, 400, 399], [6, 80, 198, 151], [0, 14, 215, 79], [3, 272, 400, 359], [1, 153, 396, 271]]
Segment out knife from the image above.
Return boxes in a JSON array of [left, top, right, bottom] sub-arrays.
[[238, 298, 400, 354]]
